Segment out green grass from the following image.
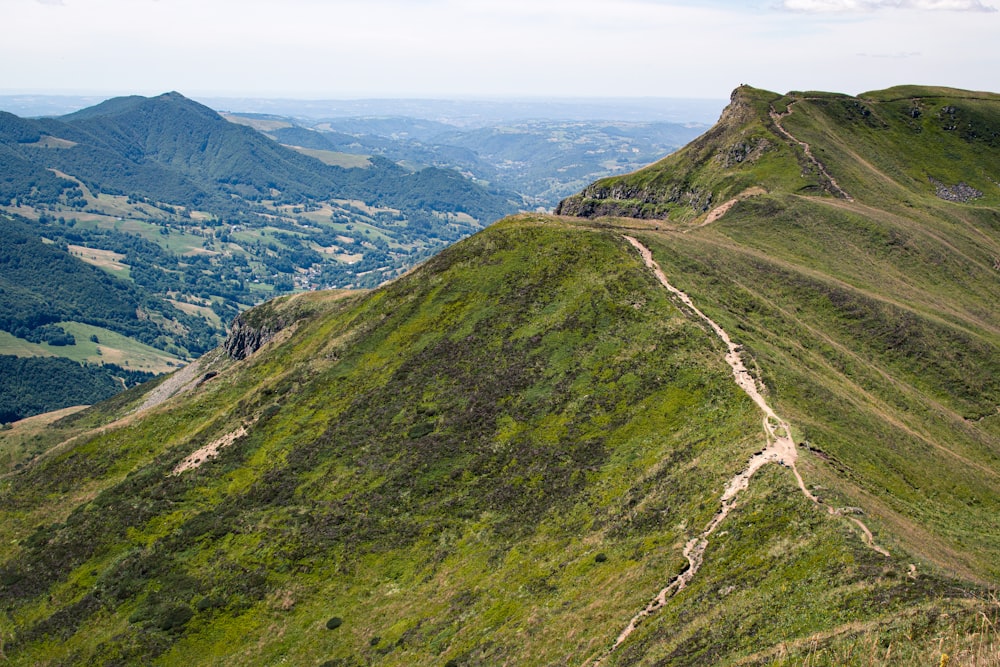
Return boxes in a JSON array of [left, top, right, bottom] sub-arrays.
[[70, 216, 212, 255], [0, 218, 781, 664], [1, 85, 998, 665], [0, 323, 183, 373], [618, 200, 1000, 582], [2, 215, 995, 665], [288, 146, 372, 168]]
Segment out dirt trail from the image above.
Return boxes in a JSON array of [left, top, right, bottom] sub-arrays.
[[770, 103, 854, 202], [591, 237, 888, 664], [689, 187, 767, 231]]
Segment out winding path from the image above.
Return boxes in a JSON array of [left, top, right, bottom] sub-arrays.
[[591, 237, 887, 664], [770, 103, 854, 202]]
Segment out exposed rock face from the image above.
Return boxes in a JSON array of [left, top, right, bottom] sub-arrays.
[[555, 183, 713, 219], [930, 177, 983, 203], [223, 312, 284, 360], [718, 137, 770, 168]]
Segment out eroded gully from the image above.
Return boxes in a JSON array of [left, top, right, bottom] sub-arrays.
[[590, 237, 888, 664]]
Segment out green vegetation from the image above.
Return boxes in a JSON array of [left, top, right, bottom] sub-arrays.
[[0, 322, 183, 372], [0, 84, 998, 665], [2, 90, 519, 299], [0, 213, 213, 420], [0, 354, 153, 423], [0, 92, 522, 421], [556, 85, 1000, 221], [0, 215, 219, 352]]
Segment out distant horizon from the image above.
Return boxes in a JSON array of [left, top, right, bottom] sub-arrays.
[[0, 92, 731, 125]]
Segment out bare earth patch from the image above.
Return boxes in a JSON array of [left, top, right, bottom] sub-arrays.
[[172, 424, 248, 475], [690, 186, 767, 230]]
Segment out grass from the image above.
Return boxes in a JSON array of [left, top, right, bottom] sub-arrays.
[[0, 217, 780, 664], [0, 322, 183, 373], [66, 244, 131, 279], [1, 215, 994, 665], [620, 210, 1000, 582], [1, 84, 998, 665], [69, 216, 211, 255], [0, 406, 88, 475], [288, 147, 372, 168]]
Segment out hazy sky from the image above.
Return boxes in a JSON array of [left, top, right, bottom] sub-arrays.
[[2, 0, 997, 99]]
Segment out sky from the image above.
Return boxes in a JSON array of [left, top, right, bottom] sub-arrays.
[[1, 0, 998, 100]]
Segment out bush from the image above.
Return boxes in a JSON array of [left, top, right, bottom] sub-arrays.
[[407, 422, 435, 439], [156, 604, 194, 631], [195, 595, 224, 612], [326, 616, 343, 630], [595, 553, 608, 563]]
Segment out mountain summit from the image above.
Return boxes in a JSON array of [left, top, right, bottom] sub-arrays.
[[1, 85, 998, 665], [557, 84, 1000, 219]]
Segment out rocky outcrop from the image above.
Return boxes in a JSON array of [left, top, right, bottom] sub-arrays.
[[555, 183, 713, 220], [717, 137, 771, 168], [223, 311, 285, 360], [554, 86, 766, 221]]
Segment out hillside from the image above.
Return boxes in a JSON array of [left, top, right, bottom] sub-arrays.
[[1, 92, 518, 291], [556, 85, 1000, 220], [0, 93, 519, 422], [0, 85, 998, 665]]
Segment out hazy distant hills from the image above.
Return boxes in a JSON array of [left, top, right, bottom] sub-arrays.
[[228, 112, 706, 209], [1, 85, 997, 665]]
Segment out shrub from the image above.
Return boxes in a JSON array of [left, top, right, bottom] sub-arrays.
[[595, 553, 608, 563], [407, 422, 435, 439], [326, 616, 343, 630], [155, 604, 194, 631]]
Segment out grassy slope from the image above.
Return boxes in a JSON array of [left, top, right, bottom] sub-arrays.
[[555, 86, 816, 221], [648, 89, 1000, 579], [0, 218, 761, 664], [554, 85, 1000, 662], [0, 323, 182, 373], [2, 84, 999, 665]]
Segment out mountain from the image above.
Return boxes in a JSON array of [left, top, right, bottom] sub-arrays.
[[0, 85, 998, 665], [0, 92, 518, 292], [0, 93, 519, 422], [556, 84, 1000, 220]]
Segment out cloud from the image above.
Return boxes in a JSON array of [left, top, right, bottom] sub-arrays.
[[856, 51, 923, 57], [779, 0, 996, 11]]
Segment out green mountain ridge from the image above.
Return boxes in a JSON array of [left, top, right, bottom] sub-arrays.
[[556, 84, 1000, 220], [1, 84, 998, 665]]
